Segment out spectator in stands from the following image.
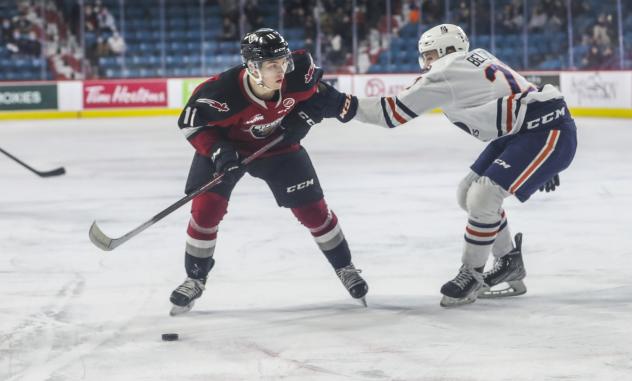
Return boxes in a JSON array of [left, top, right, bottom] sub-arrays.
[[95, 0, 117, 35], [107, 31, 126, 55], [497, 2, 523, 33], [528, 6, 548, 32], [244, 0, 264, 30], [452, 1, 471, 30], [421, 0, 442, 24], [221, 16, 238, 41], [592, 13, 613, 48], [583, 44, 603, 68], [1, 17, 13, 43], [327, 33, 345, 66], [405, 1, 421, 24]]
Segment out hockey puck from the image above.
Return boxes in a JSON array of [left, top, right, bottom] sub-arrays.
[[161, 333, 179, 341]]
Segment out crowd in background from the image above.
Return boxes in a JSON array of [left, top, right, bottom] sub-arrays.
[[0, 0, 629, 81], [1, 1, 42, 57]]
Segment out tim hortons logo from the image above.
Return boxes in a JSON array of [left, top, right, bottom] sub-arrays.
[[365, 78, 385, 96], [196, 98, 229, 112], [85, 85, 165, 104]]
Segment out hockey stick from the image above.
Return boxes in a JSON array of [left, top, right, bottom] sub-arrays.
[[0, 147, 66, 177], [89, 135, 284, 251]]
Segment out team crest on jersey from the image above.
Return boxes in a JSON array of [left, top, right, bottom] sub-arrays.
[[196, 98, 229, 112], [245, 113, 265, 124], [249, 116, 284, 139]]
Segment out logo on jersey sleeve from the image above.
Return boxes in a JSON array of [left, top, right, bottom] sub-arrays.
[[304, 54, 316, 84], [196, 98, 229, 112]]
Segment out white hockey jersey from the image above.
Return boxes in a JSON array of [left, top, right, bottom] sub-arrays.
[[354, 49, 566, 142]]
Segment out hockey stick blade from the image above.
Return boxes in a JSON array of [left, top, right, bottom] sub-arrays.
[[38, 167, 66, 177], [0, 147, 66, 177], [89, 221, 116, 251]]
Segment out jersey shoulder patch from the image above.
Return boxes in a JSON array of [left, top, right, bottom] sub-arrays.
[[184, 66, 249, 125], [284, 50, 323, 93]]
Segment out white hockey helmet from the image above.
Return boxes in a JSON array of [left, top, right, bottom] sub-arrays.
[[418, 24, 469, 69]]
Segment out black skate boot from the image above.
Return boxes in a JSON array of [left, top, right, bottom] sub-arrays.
[[169, 277, 206, 316], [335, 263, 369, 306], [479, 233, 527, 298], [440, 265, 484, 307]]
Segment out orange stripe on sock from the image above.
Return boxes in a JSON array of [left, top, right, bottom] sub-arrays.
[[466, 227, 498, 237]]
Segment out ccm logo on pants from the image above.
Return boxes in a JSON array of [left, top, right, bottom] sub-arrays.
[[287, 179, 315, 193]]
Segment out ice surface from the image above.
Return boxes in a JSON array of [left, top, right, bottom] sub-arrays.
[[1, 115, 631, 380]]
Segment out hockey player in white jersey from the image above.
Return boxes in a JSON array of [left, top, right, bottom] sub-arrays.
[[307, 24, 577, 307]]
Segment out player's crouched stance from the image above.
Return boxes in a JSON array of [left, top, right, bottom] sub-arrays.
[[313, 24, 577, 308], [169, 29, 367, 315]]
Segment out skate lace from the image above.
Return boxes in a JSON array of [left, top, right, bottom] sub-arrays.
[[488, 257, 505, 276], [336, 266, 363, 288], [176, 279, 204, 297], [453, 269, 475, 289]]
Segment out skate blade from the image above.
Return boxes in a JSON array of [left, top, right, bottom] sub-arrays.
[[356, 297, 368, 308], [170, 301, 195, 316], [440, 294, 478, 308], [478, 280, 527, 299]]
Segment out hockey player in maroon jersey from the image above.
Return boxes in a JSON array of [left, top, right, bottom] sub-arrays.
[[169, 28, 368, 315]]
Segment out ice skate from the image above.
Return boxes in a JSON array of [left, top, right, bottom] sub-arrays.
[[479, 233, 527, 298], [169, 277, 206, 316], [335, 263, 369, 307], [440, 265, 484, 307]]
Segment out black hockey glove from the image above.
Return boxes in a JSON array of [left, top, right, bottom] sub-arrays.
[[539, 174, 560, 192], [280, 98, 324, 144], [317, 81, 358, 123], [210, 141, 245, 185]]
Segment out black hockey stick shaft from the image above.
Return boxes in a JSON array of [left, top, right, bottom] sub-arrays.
[[0, 147, 66, 177], [89, 135, 284, 251]]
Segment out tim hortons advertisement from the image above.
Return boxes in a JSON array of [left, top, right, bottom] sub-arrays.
[[83, 80, 168, 108]]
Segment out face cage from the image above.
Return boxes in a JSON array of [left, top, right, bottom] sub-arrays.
[[245, 54, 295, 86]]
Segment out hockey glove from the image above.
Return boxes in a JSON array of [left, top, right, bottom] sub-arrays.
[[280, 98, 324, 144], [210, 141, 245, 184], [317, 81, 358, 123], [539, 174, 560, 192]]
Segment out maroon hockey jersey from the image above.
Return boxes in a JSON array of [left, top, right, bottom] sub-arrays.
[[177, 50, 322, 158]]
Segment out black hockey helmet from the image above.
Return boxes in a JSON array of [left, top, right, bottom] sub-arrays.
[[241, 28, 291, 62]]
